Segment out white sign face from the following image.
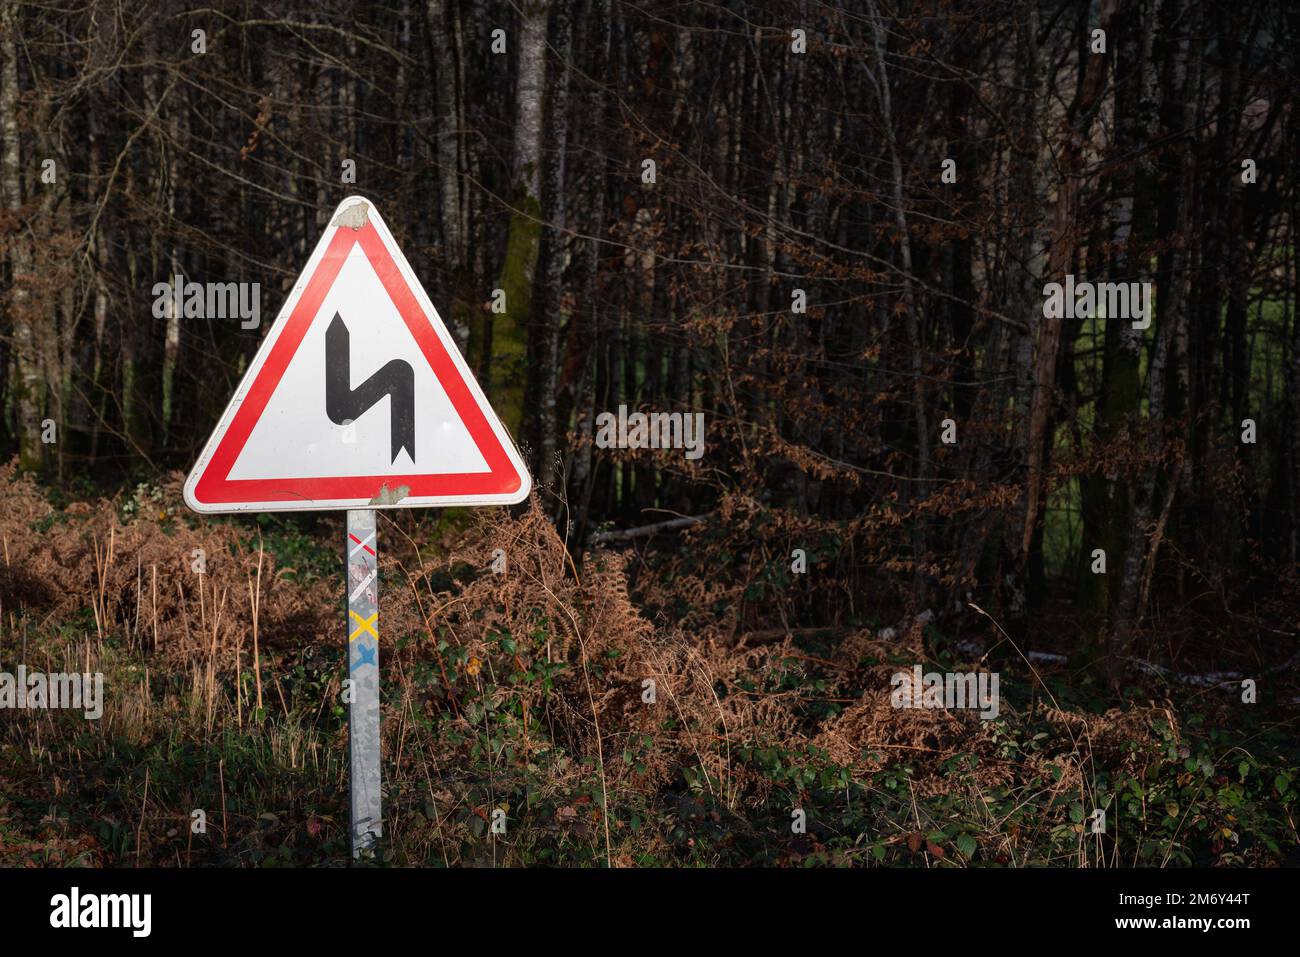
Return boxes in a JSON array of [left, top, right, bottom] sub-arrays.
[[184, 196, 531, 513]]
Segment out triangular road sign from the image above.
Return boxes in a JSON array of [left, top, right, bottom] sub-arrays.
[[184, 196, 531, 512]]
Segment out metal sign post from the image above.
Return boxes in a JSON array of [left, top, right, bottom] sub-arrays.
[[183, 197, 530, 865], [346, 509, 381, 858]]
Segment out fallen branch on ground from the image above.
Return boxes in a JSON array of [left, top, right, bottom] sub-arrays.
[[590, 513, 712, 545]]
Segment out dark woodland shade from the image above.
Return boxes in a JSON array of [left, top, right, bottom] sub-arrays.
[[0, 0, 1296, 676]]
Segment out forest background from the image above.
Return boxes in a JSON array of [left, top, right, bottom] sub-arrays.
[[0, 0, 1295, 867]]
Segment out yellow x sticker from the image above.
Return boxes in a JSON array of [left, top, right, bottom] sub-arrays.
[[349, 610, 378, 641]]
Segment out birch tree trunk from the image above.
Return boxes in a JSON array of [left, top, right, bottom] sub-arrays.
[[527, 2, 571, 490], [1, 0, 44, 471]]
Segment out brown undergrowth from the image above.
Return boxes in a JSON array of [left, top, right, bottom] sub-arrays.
[[0, 460, 1170, 785], [0, 461, 1290, 867]]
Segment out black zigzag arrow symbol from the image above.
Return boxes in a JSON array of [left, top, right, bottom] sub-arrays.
[[325, 312, 416, 463]]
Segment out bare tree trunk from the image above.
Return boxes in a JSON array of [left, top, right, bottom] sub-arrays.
[[1, 0, 43, 471], [427, 0, 467, 346], [569, 0, 611, 540], [1008, 0, 1045, 462], [1100, 0, 1162, 680], [868, 1, 928, 602], [491, 0, 549, 433], [1022, 0, 1119, 564], [528, 2, 571, 490]]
